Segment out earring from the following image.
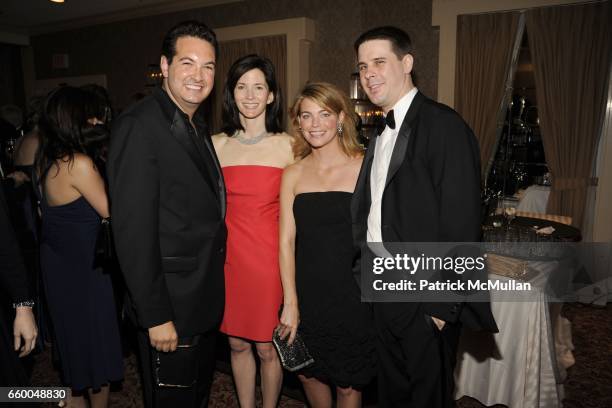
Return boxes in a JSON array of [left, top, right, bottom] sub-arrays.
[[337, 122, 344, 136]]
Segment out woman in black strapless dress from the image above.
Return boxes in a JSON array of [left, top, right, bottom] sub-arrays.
[[278, 82, 375, 407]]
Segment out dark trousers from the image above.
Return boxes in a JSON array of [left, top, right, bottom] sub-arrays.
[[136, 330, 216, 408], [374, 304, 461, 408]]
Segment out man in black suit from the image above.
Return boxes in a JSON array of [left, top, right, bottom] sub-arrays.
[[107, 21, 226, 407], [352, 26, 497, 407], [0, 186, 38, 385]]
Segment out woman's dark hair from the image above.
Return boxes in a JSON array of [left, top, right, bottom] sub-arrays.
[[80, 83, 113, 124], [36, 86, 109, 175], [221, 54, 283, 135]]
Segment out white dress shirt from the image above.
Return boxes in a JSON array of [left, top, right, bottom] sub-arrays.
[[367, 87, 418, 243]]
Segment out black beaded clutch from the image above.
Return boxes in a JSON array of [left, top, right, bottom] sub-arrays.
[[272, 329, 314, 372]]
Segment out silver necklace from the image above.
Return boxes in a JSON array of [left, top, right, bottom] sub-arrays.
[[233, 130, 268, 145]]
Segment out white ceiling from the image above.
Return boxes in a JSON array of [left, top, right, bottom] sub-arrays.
[[0, 0, 240, 38]]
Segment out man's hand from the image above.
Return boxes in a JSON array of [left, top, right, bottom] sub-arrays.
[[431, 316, 446, 331], [14, 307, 37, 357], [148, 321, 178, 352]]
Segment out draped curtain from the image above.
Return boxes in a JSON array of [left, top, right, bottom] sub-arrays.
[[526, 1, 611, 227], [455, 11, 521, 176], [209, 35, 287, 134]]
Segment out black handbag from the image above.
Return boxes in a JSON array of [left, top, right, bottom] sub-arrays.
[[272, 329, 315, 372], [153, 337, 200, 388], [95, 217, 115, 266]]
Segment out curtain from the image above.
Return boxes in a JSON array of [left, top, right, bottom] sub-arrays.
[[526, 1, 611, 227], [209, 35, 287, 134], [455, 11, 521, 176]]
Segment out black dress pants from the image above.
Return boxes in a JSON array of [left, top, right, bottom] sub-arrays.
[[374, 303, 461, 408], [136, 330, 217, 408]]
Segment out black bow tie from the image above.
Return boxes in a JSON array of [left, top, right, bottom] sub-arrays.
[[385, 110, 396, 129], [375, 109, 396, 135]]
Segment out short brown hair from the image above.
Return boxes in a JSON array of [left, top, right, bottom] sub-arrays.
[[354, 26, 412, 59], [290, 82, 362, 159]]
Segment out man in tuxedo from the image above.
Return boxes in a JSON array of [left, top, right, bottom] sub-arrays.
[[108, 20, 226, 407], [352, 26, 497, 407]]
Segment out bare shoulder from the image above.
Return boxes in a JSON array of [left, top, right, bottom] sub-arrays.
[[212, 132, 229, 150], [282, 157, 305, 181], [271, 132, 296, 163], [67, 153, 99, 177], [273, 131, 294, 142], [350, 153, 364, 169], [19, 131, 40, 150], [269, 132, 294, 147], [14, 131, 40, 165]]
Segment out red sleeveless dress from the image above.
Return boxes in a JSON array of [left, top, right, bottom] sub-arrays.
[[220, 165, 283, 342]]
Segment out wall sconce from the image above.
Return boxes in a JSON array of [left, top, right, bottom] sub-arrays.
[[349, 72, 383, 143], [146, 64, 163, 87]]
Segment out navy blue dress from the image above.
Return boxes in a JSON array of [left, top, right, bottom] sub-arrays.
[[40, 193, 123, 391]]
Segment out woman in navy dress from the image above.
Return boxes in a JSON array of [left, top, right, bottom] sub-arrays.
[[35, 86, 123, 407]]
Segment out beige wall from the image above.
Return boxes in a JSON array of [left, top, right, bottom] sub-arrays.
[[27, 0, 440, 110], [360, 0, 439, 100]]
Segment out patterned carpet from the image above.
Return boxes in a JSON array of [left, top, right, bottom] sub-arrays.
[[29, 303, 611, 407]]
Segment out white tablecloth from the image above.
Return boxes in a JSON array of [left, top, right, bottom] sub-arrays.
[[455, 262, 563, 408], [517, 185, 551, 213]]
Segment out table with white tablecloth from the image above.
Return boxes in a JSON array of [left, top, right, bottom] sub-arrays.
[[454, 262, 567, 408], [517, 185, 551, 213]]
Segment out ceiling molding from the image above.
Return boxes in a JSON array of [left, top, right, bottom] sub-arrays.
[[27, 0, 242, 36], [0, 30, 29, 45]]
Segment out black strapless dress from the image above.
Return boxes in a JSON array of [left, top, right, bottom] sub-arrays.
[[293, 191, 376, 389]]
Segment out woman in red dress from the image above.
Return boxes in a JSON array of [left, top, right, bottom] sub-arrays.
[[212, 54, 293, 408]]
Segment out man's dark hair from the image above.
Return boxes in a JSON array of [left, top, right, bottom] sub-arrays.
[[161, 20, 218, 63], [221, 54, 283, 135], [354, 26, 413, 59]]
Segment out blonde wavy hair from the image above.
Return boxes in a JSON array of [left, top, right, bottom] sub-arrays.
[[290, 82, 362, 159]]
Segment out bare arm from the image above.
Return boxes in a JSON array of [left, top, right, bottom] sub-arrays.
[[277, 165, 300, 344], [69, 154, 110, 218], [14, 132, 40, 166]]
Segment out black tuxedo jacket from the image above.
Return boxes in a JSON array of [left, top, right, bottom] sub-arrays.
[[352, 91, 497, 332], [108, 87, 226, 337]]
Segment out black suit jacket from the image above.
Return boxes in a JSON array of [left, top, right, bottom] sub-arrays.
[[0, 186, 30, 303], [107, 87, 226, 337], [352, 91, 497, 332]]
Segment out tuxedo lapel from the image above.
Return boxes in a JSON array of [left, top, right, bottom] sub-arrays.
[[199, 128, 226, 218], [170, 111, 220, 206], [352, 138, 376, 223], [384, 91, 425, 188]]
